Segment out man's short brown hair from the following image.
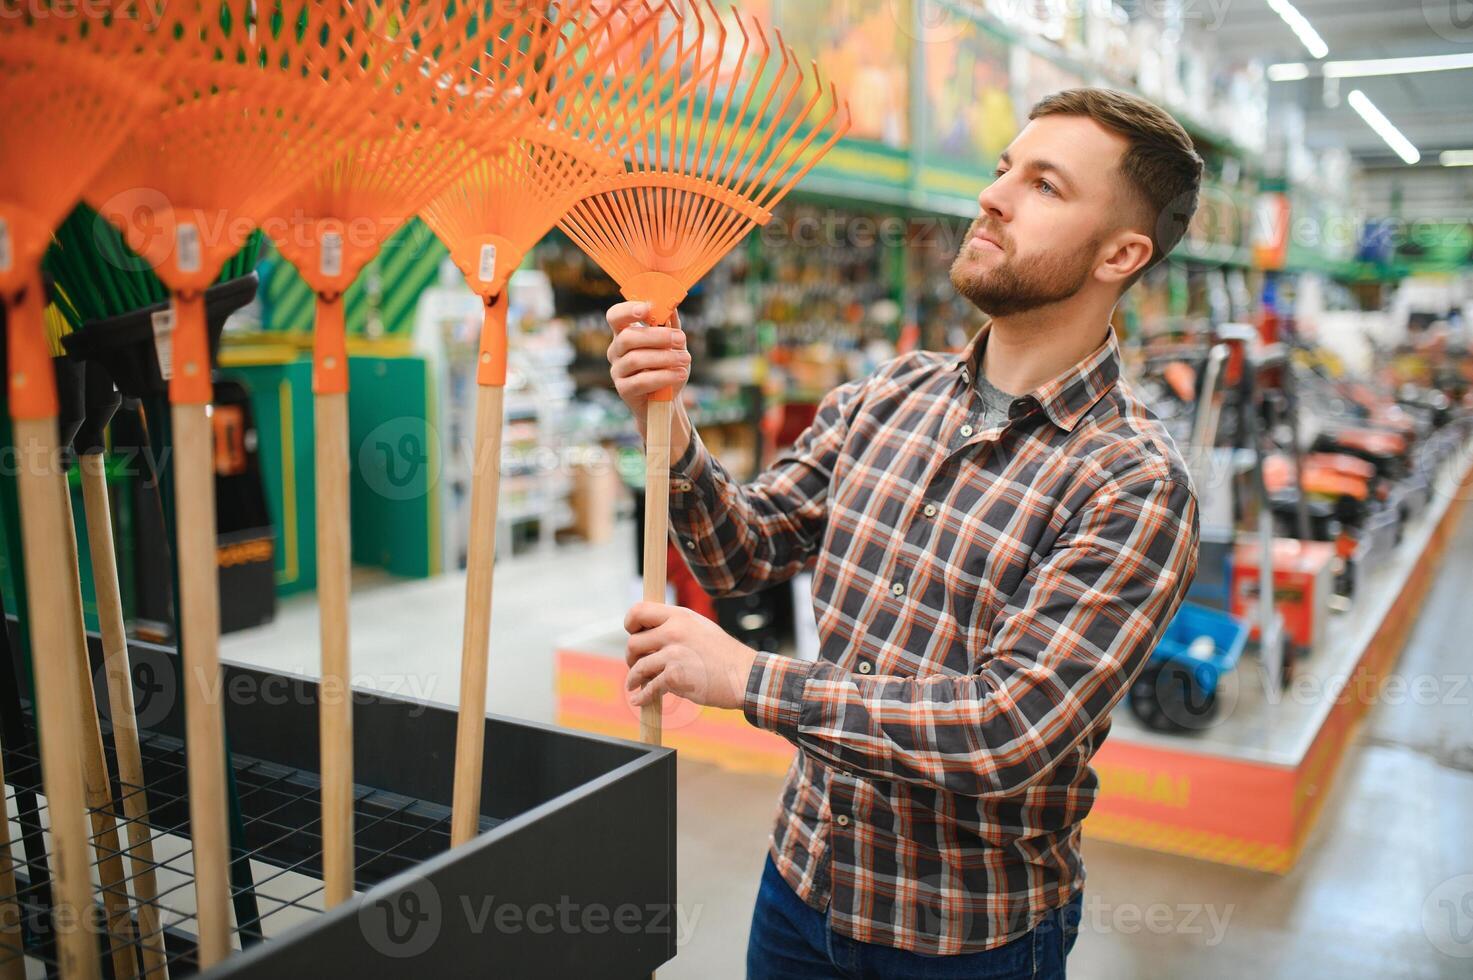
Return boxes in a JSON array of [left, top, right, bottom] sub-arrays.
[[1029, 87, 1203, 287]]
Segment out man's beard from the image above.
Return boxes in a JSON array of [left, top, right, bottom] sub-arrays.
[[949, 220, 1099, 317]]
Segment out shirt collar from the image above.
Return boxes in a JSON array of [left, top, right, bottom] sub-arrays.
[[955, 323, 1121, 433]]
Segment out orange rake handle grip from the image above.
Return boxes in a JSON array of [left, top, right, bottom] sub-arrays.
[[313, 293, 349, 395], [169, 291, 213, 406], [4, 272, 58, 420], [478, 291, 509, 388], [623, 271, 688, 404]]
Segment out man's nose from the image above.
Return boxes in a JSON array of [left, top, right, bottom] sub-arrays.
[[977, 179, 1011, 223]]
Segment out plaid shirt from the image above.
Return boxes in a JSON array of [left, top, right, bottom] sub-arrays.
[[667, 325, 1199, 955]]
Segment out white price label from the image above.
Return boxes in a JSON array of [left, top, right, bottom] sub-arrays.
[[151, 307, 175, 381], [477, 243, 497, 283], [176, 222, 201, 274], [320, 231, 343, 278], [0, 218, 12, 274]]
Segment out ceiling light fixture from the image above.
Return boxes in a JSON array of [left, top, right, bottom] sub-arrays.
[[1440, 150, 1473, 167], [1267, 62, 1310, 82], [1325, 52, 1473, 78], [1347, 90, 1420, 165], [1265, 0, 1329, 60]]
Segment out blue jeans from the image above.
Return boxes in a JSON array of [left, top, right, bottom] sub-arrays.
[[747, 856, 1081, 979]]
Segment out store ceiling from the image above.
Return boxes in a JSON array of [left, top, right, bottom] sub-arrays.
[[1192, 0, 1473, 168]]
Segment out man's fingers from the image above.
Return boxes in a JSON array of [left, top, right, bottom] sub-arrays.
[[626, 650, 669, 695], [606, 301, 651, 333], [625, 625, 666, 665], [610, 347, 690, 381], [608, 327, 686, 364], [624, 600, 677, 636], [607, 304, 683, 336]]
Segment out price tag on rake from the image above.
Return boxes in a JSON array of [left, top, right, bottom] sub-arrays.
[[558, 0, 850, 746]]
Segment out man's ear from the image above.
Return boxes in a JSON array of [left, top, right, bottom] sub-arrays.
[[1095, 230, 1154, 288]]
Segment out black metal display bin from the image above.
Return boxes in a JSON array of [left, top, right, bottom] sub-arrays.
[[1, 622, 676, 978]]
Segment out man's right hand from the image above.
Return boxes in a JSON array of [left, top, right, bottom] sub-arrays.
[[606, 301, 694, 456]]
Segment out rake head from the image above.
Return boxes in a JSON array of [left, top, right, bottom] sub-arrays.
[[81, 0, 385, 296], [259, 0, 590, 296], [0, 33, 155, 300], [557, 0, 850, 327], [419, 0, 677, 300]]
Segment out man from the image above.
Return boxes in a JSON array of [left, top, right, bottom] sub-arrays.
[[610, 88, 1203, 978]]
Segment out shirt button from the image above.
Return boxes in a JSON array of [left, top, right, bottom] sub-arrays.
[[684, 539, 697, 550], [858, 661, 872, 674], [961, 368, 970, 385], [835, 814, 850, 827], [960, 424, 974, 437], [1010, 400, 1030, 419], [923, 503, 937, 518], [891, 581, 905, 597]]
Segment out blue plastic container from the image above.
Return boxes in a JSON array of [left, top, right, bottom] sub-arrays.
[[1148, 602, 1250, 696]]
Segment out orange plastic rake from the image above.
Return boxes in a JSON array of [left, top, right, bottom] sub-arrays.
[[256, 0, 590, 906], [0, 29, 155, 980], [81, 2, 381, 965], [418, 0, 687, 847], [558, 0, 848, 744]]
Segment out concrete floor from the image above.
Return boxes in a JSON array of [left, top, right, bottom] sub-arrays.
[[222, 500, 1473, 978]]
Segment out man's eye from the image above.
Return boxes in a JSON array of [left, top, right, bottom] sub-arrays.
[[992, 168, 1007, 179], [1038, 180, 1056, 196]]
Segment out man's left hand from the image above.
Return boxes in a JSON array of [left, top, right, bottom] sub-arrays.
[[624, 602, 759, 710]]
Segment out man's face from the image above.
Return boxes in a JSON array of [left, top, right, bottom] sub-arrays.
[[950, 115, 1138, 317]]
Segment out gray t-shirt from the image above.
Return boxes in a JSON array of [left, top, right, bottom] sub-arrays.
[[974, 370, 1019, 430]]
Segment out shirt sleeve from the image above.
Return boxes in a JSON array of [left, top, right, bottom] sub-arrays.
[[742, 473, 1199, 797], [666, 371, 868, 597]]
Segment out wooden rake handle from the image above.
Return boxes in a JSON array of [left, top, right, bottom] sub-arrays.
[[7, 275, 102, 979], [451, 292, 509, 847], [10, 418, 101, 980], [640, 399, 672, 747], [168, 292, 233, 967], [313, 294, 355, 906], [59, 489, 141, 979], [79, 452, 170, 978]]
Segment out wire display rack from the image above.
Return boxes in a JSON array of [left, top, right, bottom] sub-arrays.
[[0, 629, 674, 979], [1, 719, 499, 977]]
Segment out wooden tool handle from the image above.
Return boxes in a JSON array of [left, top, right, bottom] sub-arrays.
[[640, 399, 673, 746], [60, 488, 141, 979], [450, 382, 506, 846], [314, 390, 354, 905], [12, 418, 100, 980], [80, 453, 170, 978], [170, 403, 233, 966]]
